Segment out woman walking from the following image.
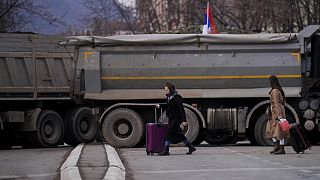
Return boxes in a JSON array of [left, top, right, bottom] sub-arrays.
[[157, 82, 196, 156], [265, 75, 289, 154]]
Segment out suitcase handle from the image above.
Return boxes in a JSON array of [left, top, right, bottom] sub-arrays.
[[154, 106, 163, 124]]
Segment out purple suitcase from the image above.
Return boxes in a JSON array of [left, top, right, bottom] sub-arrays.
[[146, 108, 168, 155]]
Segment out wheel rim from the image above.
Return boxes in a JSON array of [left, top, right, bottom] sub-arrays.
[[44, 122, 54, 137], [114, 119, 133, 139], [80, 118, 89, 133]]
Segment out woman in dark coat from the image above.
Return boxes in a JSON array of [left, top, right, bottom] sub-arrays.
[[158, 82, 196, 156], [265, 75, 289, 154]]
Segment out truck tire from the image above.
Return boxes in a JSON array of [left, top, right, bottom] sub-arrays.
[[64, 107, 97, 145], [184, 108, 200, 144], [254, 114, 273, 146], [102, 108, 144, 148], [30, 110, 64, 147]]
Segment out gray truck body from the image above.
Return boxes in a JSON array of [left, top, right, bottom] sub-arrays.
[[0, 34, 97, 149], [68, 33, 301, 100], [66, 26, 320, 147], [0, 33, 73, 100]]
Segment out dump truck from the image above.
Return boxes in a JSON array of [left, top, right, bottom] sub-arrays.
[[0, 33, 98, 148], [64, 25, 320, 148], [1, 25, 320, 148]]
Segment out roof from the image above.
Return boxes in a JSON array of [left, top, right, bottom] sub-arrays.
[[62, 33, 299, 46]]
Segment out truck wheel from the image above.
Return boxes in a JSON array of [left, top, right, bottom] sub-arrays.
[[102, 108, 144, 148], [30, 110, 64, 147], [254, 114, 273, 146], [183, 108, 200, 144], [64, 107, 97, 145]]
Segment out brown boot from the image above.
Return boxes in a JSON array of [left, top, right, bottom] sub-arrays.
[[273, 145, 285, 154], [270, 141, 280, 154]]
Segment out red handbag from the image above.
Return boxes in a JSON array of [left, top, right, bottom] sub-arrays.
[[278, 118, 290, 132]]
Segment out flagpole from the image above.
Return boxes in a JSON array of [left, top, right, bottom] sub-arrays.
[[207, 2, 210, 34]]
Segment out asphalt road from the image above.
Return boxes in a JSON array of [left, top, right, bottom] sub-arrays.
[[1, 143, 319, 180], [0, 146, 72, 180], [120, 145, 320, 180]]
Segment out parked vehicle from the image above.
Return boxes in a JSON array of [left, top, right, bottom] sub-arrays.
[[1, 25, 319, 148], [65, 25, 319, 147], [0, 33, 97, 148]]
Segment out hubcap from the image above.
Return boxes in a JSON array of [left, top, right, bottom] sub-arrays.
[[118, 123, 129, 135], [114, 119, 133, 139], [80, 120, 89, 132], [44, 124, 53, 136]]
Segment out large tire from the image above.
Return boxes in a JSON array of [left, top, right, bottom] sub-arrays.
[[254, 114, 273, 146], [64, 107, 97, 145], [183, 109, 200, 144], [30, 110, 64, 147], [102, 108, 144, 148]]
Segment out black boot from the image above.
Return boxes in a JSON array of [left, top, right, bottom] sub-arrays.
[[159, 145, 170, 156], [186, 143, 196, 155], [273, 145, 285, 154], [270, 141, 280, 154]]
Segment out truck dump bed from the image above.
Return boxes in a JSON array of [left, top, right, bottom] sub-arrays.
[[0, 33, 74, 100], [66, 33, 302, 100]]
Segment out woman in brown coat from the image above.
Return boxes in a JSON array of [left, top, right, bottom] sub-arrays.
[[265, 75, 289, 154]]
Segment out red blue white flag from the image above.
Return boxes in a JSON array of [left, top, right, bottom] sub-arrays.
[[202, 2, 218, 34]]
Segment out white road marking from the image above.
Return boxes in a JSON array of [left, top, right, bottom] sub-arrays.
[[272, 163, 282, 165], [132, 166, 320, 174], [261, 160, 271, 163], [314, 174, 320, 177], [283, 165, 293, 168], [60, 143, 84, 180], [299, 169, 312, 173], [214, 147, 318, 178], [103, 144, 126, 180]]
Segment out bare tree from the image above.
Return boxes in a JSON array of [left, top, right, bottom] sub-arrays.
[[0, 0, 63, 33], [82, 0, 138, 35], [81, 0, 320, 35]]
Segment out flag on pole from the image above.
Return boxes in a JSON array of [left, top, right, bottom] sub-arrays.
[[202, 2, 218, 34]]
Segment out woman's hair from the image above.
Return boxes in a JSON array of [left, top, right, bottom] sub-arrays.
[[269, 75, 286, 102], [165, 82, 176, 94]]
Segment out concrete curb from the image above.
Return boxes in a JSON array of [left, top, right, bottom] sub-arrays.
[[103, 144, 126, 180], [60, 143, 84, 180]]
